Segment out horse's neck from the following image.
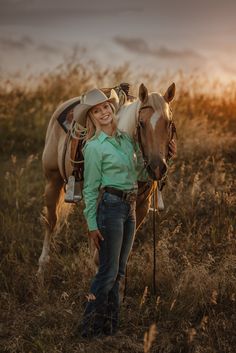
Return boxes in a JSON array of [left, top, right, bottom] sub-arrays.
[[117, 101, 140, 137]]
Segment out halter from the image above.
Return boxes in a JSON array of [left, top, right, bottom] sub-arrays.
[[136, 104, 177, 182], [136, 106, 156, 180]]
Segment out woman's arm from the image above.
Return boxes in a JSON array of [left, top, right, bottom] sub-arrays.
[[83, 141, 104, 249], [83, 141, 102, 231]]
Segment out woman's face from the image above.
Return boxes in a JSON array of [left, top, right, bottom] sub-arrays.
[[90, 101, 113, 126]]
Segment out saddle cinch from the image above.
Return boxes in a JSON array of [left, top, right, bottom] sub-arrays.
[[57, 84, 130, 203]]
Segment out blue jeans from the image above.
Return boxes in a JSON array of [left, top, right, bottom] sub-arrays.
[[82, 191, 136, 336]]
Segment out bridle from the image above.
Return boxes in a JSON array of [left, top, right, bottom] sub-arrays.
[[136, 105, 157, 180], [136, 104, 177, 182], [135, 102, 177, 295]]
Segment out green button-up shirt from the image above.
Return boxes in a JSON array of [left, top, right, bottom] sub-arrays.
[[82, 130, 148, 231]]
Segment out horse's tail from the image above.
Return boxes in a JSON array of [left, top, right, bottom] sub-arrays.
[[40, 177, 73, 237], [54, 187, 73, 234]]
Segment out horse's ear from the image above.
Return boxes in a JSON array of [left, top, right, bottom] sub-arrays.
[[139, 83, 148, 104], [164, 83, 175, 103]]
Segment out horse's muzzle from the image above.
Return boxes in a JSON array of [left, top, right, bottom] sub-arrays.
[[150, 158, 167, 181]]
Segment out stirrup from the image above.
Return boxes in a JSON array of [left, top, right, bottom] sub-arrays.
[[64, 175, 82, 203]]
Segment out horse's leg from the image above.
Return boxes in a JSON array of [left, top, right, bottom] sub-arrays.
[[37, 170, 64, 282]]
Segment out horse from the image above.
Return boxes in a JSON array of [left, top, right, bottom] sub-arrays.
[[37, 83, 176, 281]]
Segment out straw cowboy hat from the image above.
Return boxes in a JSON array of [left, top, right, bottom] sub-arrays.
[[73, 88, 119, 127]]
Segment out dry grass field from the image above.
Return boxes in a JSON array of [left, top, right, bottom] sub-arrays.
[[0, 62, 236, 353]]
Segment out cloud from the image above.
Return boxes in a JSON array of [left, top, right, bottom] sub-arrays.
[[114, 36, 204, 61], [0, 36, 34, 50], [36, 44, 61, 54], [2, 0, 142, 10], [114, 37, 149, 54], [0, 35, 61, 55], [155, 47, 203, 60], [0, 0, 142, 20]]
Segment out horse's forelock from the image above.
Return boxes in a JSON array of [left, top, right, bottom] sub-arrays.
[[148, 93, 170, 121]]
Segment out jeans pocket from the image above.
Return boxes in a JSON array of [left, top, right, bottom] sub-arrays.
[[103, 192, 122, 208]]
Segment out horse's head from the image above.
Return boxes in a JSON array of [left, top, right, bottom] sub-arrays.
[[137, 83, 176, 181]]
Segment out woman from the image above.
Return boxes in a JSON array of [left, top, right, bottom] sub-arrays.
[[73, 88, 176, 338]]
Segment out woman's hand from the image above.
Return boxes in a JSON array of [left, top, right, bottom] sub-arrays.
[[168, 139, 177, 159], [88, 229, 104, 250]]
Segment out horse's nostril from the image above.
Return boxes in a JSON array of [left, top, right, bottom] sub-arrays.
[[161, 163, 167, 175], [151, 158, 167, 180], [150, 161, 158, 171]]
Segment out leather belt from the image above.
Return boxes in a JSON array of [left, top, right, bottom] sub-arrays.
[[104, 186, 137, 202]]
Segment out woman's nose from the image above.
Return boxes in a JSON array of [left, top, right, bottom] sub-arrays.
[[101, 108, 108, 114]]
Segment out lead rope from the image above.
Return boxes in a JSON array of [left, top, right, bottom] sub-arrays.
[[123, 266, 128, 303], [152, 184, 157, 295]]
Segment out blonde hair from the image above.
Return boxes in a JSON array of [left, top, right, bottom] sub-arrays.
[[85, 103, 117, 141]]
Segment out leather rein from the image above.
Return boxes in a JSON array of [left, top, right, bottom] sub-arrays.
[[136, 104, 177, 295]]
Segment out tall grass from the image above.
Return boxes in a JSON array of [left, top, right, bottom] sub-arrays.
[[0, 61, 235, 353]]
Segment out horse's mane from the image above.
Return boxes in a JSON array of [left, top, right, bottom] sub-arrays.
[[148, 93, 170, 119], [117, 100, 141, 137], [117, 92, 170, 137]]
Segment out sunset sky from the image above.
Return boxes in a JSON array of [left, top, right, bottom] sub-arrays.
[[0, 0, 235, 83]]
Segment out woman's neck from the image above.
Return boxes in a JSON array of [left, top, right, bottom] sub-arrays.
[[101, 124, 115, 136]]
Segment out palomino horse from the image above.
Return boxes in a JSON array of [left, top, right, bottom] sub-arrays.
[[37, 83, 176, 280]]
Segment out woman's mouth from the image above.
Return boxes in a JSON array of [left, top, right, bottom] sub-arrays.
[[101, 115, 110, 120]]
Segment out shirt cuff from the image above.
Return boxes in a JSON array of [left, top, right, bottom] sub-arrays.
[[87, 219, 98, 232]]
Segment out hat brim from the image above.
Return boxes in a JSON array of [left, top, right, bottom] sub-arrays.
[[73, 89, 119, 127]]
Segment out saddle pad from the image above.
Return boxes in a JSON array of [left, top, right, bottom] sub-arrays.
[[57, 99, 81, 133]]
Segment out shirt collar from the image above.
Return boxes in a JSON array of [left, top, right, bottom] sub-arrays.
[[97, 129, 123, 143]]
